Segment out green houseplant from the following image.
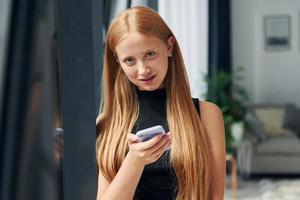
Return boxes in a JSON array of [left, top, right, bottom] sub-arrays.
[[203, 67, 249, 152]]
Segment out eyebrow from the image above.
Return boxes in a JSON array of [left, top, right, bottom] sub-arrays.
[[142, 48, 156, 54], [120, 48, 157, 61]]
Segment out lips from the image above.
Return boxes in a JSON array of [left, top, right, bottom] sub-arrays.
[[140, 75, 155, 81]]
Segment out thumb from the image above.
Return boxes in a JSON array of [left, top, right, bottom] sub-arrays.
[[127, 133, 139, 145]]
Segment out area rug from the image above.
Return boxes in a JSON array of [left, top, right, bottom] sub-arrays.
[[225, 178, 300, 200]]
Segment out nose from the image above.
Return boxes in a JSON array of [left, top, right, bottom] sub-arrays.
[[137, 61, 151, 76]]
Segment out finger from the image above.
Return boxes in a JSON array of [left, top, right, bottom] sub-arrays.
[[166, 132, 172, 139], [166, 142, 171, 150], [151, 138, 171, 158], [150, 142, 171, 162], [127, 133, 139, 144], [136, 134, 164, 151], [148, 135, 170, 154], [152, 151, 166, 162]]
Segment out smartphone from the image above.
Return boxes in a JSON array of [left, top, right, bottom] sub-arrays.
[[136, 125, 166, 142]]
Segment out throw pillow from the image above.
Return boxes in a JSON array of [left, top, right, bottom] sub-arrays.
[[245, 111, 268, 141], [255, 107, 288, 136]]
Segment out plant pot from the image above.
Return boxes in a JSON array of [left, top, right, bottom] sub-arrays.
[[231, 121, 244, 144]]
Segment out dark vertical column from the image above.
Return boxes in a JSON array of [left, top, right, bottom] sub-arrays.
[[93, 0, 104, 116], [0, 0, 59, 199], [148, 0, 158, 11], [208, 0, 231, 76], [56, 0, 99, 199]]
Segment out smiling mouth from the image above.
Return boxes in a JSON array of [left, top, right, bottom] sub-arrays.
[[140, 75, 155, 81]]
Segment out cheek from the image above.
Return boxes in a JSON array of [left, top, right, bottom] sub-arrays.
[[158, 57, 169, 74], [121, 66, 137, 79]]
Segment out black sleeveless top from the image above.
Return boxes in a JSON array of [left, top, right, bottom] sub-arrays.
[[131, 88, 200, 200]]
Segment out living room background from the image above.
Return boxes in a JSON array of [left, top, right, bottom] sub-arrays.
[[232, 0, 300, 107]]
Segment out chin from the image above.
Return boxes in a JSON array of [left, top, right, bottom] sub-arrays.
[[137, 85, 160, 91], [135, 79, 165, 91]]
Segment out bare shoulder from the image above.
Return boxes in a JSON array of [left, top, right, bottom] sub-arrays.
[[199, 101, 225, 143], [199, 101, 223, 125]]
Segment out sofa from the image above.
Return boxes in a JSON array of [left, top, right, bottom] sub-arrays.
[[237, 103, 300, 176]]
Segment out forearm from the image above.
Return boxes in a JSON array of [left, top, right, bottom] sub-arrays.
[[98, 152, 144, 200], [210, 190, 224, 200]]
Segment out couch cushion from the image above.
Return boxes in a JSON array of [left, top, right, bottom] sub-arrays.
[[256, 134, 300, 155]]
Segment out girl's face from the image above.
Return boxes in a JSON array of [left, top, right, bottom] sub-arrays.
[[115, 32, 173, 91]]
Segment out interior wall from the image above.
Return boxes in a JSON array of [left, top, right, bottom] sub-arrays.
[[231, 0, 300, 107]]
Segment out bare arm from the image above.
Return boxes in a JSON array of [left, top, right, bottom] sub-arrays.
[[200, 101, 226, 200], [96, 151, 145, 200], [97, 132, 171, 200]]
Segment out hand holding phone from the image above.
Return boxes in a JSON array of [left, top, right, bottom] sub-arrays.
[[136, 125, 166, 142]]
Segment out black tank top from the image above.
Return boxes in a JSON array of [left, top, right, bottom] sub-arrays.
[[131, 88, 200, 200]]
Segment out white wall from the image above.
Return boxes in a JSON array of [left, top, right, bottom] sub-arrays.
[[159, 0, 208, 99], [232, 0, 300, 107]]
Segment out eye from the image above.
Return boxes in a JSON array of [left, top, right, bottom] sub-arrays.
[[145, 51, 157, 59], [124, 57, 136, 66]]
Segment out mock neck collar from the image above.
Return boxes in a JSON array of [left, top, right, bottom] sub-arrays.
[[136, 87, 167, 98]]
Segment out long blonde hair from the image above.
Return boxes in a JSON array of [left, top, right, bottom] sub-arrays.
[[96, 6, 211, 200]]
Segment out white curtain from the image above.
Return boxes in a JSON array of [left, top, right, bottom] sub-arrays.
[[158, 0, 208, 99]]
